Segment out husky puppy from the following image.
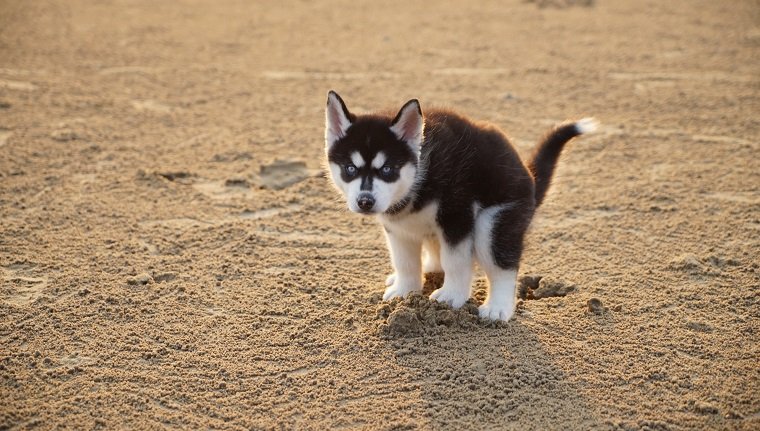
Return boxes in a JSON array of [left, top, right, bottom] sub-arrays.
[[324, 91, 596, 321]]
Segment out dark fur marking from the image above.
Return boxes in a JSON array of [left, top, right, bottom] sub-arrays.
[[490, 200, 535, 269]]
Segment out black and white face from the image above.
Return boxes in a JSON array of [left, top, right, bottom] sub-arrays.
[[324, 91, 423, 215]]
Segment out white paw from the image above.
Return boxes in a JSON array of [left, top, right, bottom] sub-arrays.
[[383, 279, 421, 301], [478, 301, 515, 322], [385, 273, 396, 287], [429, 287, 469, 309]]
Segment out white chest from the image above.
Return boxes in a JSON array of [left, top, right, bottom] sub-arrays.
[[378, 202, 439, 240]]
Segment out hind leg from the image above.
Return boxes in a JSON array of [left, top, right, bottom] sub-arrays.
[[474, 202, 533, 321]]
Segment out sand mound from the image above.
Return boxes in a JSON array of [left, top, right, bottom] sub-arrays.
[[375, 294, 484, 337], [374, 273, 581, 337]]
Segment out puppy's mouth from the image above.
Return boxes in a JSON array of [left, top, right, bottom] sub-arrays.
[[353, 207, 378, 216]]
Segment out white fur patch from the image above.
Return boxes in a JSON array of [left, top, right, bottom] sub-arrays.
[[381, 200, 462, 304], [473, 203, 519, 322], [350, 151, 365, 168], [379, 201, 438, 241], [329, 157, 417, 214], [575, 117, 599, 134], [422, 237, 442, 273], [382, 231, 423, 301], [328, 161, 365, 213], [371, 152, 387, 169], [345, 174, 363, 213], [371, 162, 416, 214], [429, 237, 473, 309], [391, 163, 416, 204], [473, 205, 502, 268], [478, 269, 517, 321]]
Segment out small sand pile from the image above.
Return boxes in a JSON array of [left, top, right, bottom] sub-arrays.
[[375, 294, 483, 337], [517, 274, 576, 300], [374, 273, 581, 337], [374, 273, 504, 337], [587, 298, 606, 315]]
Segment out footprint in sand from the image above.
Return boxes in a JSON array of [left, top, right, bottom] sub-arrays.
[[609, 71, 755, 84], [432, 68, 509, 76], [237, 203, 302, 220], [256, 160, 320, 190], [1, 264, 48, 306], [192, 178, 256, 200], [138, 204, 303, 230], [142, 160, 312, 229], [131, 99, 173, 114], [49, 119, 90, 142], [525, 0, 595, 8], [0, 79, 37, 91], [0, 130, 12, 148], [50, 129, 80, 142], [155, 159, 317, 196], [99, 66, 158, 75], [139, 218, 214, 229], [634, 81, 676, 93], [156, 170, 195, 184], [57, 354, 95, 367]]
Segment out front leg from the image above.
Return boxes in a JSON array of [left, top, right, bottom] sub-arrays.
[[429, 236, 473, 309], [386, 238, 441, 287], [382, 231, 423, 301]]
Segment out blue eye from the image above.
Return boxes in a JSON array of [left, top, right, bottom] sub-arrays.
[[381, 165, 393, 175], [345, 164, 357, 176]]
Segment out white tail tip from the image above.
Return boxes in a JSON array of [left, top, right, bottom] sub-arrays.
[[575, 117, 599, 134]]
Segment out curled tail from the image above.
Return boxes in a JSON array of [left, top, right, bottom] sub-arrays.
[[528, 118, 598, 207]]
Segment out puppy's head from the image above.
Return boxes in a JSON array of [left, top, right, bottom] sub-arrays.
[[324, 91, 423, 215]]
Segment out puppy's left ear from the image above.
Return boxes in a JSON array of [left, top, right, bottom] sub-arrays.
[[390, 99, 424, 149], [325, 91, 353, 148]]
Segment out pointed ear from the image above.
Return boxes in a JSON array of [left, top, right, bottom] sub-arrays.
[[390, 99, 424, 148], [325, 91, 352, 148]]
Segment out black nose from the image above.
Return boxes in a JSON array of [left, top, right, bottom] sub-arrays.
[[357, 195, 375, 212]]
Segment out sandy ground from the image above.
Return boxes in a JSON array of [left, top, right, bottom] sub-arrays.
[[1, 0, 759, 429]]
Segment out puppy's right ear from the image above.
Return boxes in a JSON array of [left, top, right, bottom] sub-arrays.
[[390, 99, 424, 151], [325, 91, 352, 149]]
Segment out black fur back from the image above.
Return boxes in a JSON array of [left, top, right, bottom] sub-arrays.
[[408, 109, 536, 245], [418, 110, 535, 207]]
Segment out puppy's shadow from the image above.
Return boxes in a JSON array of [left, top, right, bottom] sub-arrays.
[[381, 273, 605, 429]]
